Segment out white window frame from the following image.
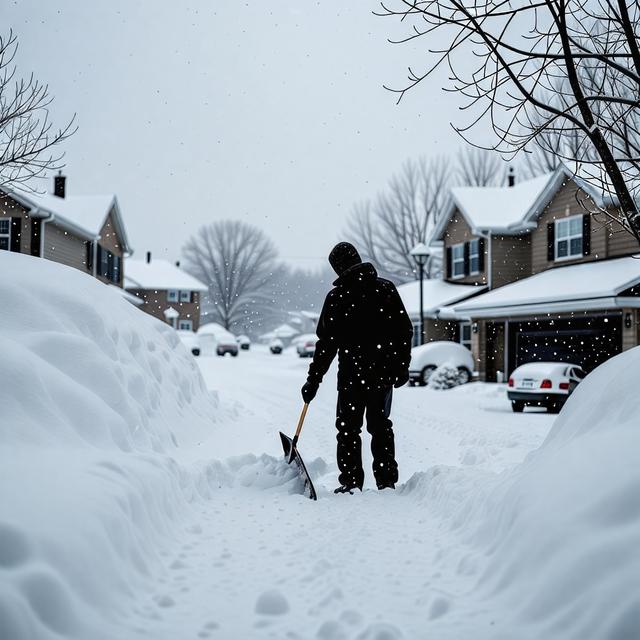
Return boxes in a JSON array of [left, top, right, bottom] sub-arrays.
[[178, 319, 193, 331], [451, 243, 465, 279], [469, 238, 480, 275], [555, 214, 583, 261], [167, 290, 179, 303], [179, 290, 191, 303], [459, 321, 472, 350], [0, 218, 11, 251]]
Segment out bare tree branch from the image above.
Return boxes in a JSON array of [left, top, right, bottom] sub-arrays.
[[0, 30, 76, 190]]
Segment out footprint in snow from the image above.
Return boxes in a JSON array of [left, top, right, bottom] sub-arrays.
[[255, 589, 290, 615], [356, 623, 403, 640], [428, 596, 451, 619], [153, 594, 175, 608]]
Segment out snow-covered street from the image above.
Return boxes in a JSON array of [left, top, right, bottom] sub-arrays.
[[131, 347, 554, 640]]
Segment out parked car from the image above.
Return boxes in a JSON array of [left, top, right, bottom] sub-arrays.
[[508, 362, 585, 413], [176, 330, 201, 357], [409, 341, 474, 386], [236, 334, 251, 350], [296, 334, 318, 358], [198, 322, 239, 357], [269, 338, 284, 354]]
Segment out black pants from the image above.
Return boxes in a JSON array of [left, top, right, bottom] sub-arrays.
[[335, 387, 398, 489]]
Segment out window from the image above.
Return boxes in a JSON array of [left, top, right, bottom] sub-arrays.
[[178, 319, 193, 331], [459, 322, 472, 350], [555, 215, 582, 260], [469, 239, 480, 274], [179, 290, 191, 303], [452, 243, 465, 278], [167, 290, 179, 302], [0, 219, 10, 251]]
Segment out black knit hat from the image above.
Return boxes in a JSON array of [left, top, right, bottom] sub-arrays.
[[329, 242, 362, 275]]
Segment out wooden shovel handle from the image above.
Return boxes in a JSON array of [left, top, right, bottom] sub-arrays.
[[293, 403, 309, 440]]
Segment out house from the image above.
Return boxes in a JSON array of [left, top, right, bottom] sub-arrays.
[[396, 278, 485, 347], [125, 253, 207, 331], [0, 173, 131, 287], [431, 165, 639, 380]]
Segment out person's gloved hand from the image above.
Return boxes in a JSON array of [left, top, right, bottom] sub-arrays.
[[394, 371, 410, 388], [301, 381, 319, 403]]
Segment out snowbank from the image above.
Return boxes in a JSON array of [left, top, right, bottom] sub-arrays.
[[404, 347, 640, 639], [0, 252, 218, 639]]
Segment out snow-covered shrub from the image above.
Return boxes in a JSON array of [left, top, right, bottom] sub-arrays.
[[428, 362, 463, 390]]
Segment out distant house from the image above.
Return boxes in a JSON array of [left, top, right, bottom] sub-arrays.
[[429, 165, 639, 380], [0, 173, 131, 287], [125, 253, 207, 331]]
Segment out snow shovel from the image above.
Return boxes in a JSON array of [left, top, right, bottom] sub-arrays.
[[279, 403, 317, 501]]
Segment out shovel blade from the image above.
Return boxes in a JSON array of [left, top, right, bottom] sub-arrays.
[[279, 431, 317, 501]]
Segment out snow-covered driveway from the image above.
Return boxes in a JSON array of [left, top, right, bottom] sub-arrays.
[[138, 347, 554, 640]]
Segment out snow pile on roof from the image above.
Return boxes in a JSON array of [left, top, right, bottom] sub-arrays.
[[397, 278, 484, 316], [450, 172, 553, 231], [29, 191, 115, 234], [0, 252, 218, 639], [454, 255, 640, 315], [125, 259, 207, 292]]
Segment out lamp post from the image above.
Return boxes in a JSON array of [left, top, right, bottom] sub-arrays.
[[410, 242, 430, 346]]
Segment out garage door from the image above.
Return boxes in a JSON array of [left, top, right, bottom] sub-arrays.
[[512, 314, 622, 373]]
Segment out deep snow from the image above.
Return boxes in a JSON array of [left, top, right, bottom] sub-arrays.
[[1, 252, 639, 640]]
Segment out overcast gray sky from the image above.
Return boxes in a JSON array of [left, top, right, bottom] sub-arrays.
[[4, 0, 470, 269]]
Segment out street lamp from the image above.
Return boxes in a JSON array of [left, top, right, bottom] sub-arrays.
[[410, 242, 430, 346]]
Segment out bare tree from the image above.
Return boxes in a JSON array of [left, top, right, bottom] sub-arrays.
[[456, 147, 506, 186], [378, 0, 640, 245], [0, 31, 75, 190], [183, 220, 280, 331], [345, 156, 450, 282]]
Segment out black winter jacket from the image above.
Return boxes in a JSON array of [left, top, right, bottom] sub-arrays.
[[306, 262, 413, 392]]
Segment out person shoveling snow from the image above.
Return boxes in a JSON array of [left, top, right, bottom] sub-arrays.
[[300, 242, 413, 494]]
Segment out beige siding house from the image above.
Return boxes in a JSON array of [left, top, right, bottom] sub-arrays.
[[125, 254, 207, 331], [430, 165, 640, 381], [0, 174, 131, 288]]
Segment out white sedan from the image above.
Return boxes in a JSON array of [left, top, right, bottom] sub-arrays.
[[176, 330, 201, 357], [508, 362, 586, 413], [296, 334, 318, 358], [409, 341, 475, 386]]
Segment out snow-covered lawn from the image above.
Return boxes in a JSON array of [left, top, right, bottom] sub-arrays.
[[2, 254, 638, 640]]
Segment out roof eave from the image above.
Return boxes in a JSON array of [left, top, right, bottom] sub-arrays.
[[453, 295, 640, 319]]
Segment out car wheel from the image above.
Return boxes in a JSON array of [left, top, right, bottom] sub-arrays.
[[192, 349, 200, 357], [457, 367, 471, 384], [420, 365, 436, 386], [232, 352, 238, 357], [511, 400, 525, 413]]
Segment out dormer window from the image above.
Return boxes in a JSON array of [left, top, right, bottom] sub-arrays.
[[452, 243, 465, 278], [555, 215, 583, 260]]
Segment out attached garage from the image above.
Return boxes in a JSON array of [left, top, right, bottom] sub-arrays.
[[451, 257, 640, 381], [510, 314, 622, 373]]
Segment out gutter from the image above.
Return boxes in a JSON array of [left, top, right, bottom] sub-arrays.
[[452, 296, 640, 319]]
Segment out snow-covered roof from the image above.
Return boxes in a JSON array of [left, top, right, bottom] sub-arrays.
[[432, 173, 554, 241], [432, 164, 626, 244], [273, 323, 298, 338], [3, 187, 131, 252], [452, 256, 640, 318], [397, 278, 486, 318], [125, 260, 207, 292]]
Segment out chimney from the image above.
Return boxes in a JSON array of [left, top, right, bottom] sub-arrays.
[[146, 251, 151, 264], [507, 166, 515, 187], [175, 260, 181, 268], [54, 171, 66, 198]]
